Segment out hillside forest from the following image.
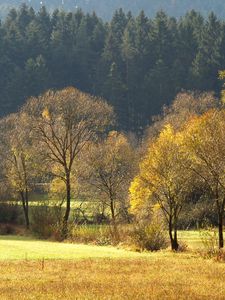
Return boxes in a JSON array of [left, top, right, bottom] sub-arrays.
[[1, 5, 225, 131]]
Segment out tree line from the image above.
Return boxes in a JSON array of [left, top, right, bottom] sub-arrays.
[[0, 85, 224, 251], [2, 0, 225, 20], [1, 5, 225, 131]]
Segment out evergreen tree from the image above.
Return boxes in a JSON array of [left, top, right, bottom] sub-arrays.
[[191, 13, 223, 92], [0, 6, 225, 132], [24, 55, 51, 98]]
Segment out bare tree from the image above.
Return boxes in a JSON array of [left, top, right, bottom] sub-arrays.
[[78, 131, 136, 225], [21, 87, 113, 237], [0, 112, 36, 229]]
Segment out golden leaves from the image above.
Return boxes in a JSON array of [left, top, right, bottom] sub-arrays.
[[42, 108, 51, 120]]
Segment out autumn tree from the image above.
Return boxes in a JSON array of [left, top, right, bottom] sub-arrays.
[[78, 131, 135, 225], [21, 87, 113, 237], [147, 91, 218, 140], [130, 125, 192, 251], [0, 112, 36, 229], [183, 109, 225, 248]]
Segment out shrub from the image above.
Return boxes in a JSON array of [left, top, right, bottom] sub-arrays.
[[31, 204, 62, 239], [198, 228, 225, 261], [93, 213, 110, 225], [199, 228, 219, 258], [131, 221, 168, 251], [214, 249, 225, 263], [0, 223, 16, 235], [70, 224, 135, 246], [95, 235, 111, 246], [0, 203, 22, 224], [70, 225, 112, 245], [178, 199, 217, 229], [177, 241, 189, 252]]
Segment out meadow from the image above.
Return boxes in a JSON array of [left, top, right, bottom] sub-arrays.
[[0, 230, 210, 260], [0, 232, 224, 299]]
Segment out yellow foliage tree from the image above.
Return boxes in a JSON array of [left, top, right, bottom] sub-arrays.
[[130, 125, 192, 250], [183, 109, 225, 248]]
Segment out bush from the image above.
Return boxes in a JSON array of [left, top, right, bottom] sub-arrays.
[[177, 241, 189, 252], [0, 223, 16, 235], [31, 204, 62, 239], [199, 228, 219, 258], [131, 222, 168, 251], [93, 213, 110, 225], [70, 225, 112, 245], [214, 249, 225, 262], [198, 228, 225, 261], [0, 203, 22, 224], [178, 199, 217, 230], [0, 223, 27, 235], [70, 224, 137, 246]]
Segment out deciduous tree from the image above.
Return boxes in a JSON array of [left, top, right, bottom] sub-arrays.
[[78, 131, 135, 225], [182, 109, 225, 248], [0, 112, 36, 229], [22, 87, 113, 237], [130, 125, 192, 250]]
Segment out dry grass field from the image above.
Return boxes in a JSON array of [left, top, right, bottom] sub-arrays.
[[0, 233, 224, 299], [0, 254, 225, 300]]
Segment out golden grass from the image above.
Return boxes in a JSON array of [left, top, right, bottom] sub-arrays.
[[0, 233, 225, 299], [0, 253, 224, 299]]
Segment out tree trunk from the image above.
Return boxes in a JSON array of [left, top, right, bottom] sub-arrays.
[[25, 188, 29, 229], [24, 207, 29, 230], [173, 216, 179, 251], [110, 197, 115, 223], [169, 219, 174, 250], [62, 172, 71, 239], [218, 211, 224, 249], [109, 195, 119, 242], [169, 217, 179, 251], [20, 191, 29, 229], [173, 229, 179, 251]]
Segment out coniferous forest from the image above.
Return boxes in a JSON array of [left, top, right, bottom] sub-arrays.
[[3, 1, 225, 20], [0, 5, 225, 131]]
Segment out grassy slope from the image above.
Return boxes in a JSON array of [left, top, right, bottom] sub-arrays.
[[0, 235, 153, 260], [0, 230, 220, 260]]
